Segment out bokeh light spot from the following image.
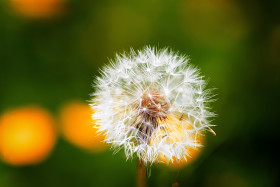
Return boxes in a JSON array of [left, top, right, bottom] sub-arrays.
[[0, 106, 56, 166], [60, 101, 107, 153], [10, 0, 65, 19]]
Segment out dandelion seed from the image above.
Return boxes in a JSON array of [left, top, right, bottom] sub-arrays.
[[90, 46, 215, 165]]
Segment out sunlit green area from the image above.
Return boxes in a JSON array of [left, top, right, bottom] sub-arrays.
[[0, 0, 279, 186]]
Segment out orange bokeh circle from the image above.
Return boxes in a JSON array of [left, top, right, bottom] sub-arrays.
[[150, 115, 204, 169], [60, 101, 107, 152], [10, 0, 65, 19], [0, 106, 56, 166], [159, 134, 203, 169]]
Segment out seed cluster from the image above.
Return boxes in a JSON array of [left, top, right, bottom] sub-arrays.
[[91, 47, 215, 164], [132, 92, 169, 144]]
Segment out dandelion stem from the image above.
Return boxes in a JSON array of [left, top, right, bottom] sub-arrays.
[[172, 181, 178, 187], [137, 158, 146, 187]]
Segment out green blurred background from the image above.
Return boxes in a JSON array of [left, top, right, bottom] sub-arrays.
[[0, 0, 279, 186]]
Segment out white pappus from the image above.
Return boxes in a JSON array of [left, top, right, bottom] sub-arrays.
[[90, 46, 215, 165]]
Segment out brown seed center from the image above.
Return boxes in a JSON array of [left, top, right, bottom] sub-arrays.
[[132, 92, 169, 144]]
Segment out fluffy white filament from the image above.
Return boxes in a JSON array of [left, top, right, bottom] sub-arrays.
[[90, 47, 215, 164]]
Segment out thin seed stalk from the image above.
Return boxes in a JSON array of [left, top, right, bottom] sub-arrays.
[[172, 181, 178, 187], [137, 158, 146, 187]]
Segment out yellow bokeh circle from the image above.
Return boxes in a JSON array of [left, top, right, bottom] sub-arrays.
[[151, 115, 204, 169], [60, 101, 107, 152], [0, 106, 56, 166], [10, 0, 65, 19]]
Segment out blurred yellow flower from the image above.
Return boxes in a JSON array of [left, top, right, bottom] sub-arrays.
[[0, 106, 56, 166], [152, 115, 203, 168], [10, 0, 65, 19], [60, 101, 107, 152]]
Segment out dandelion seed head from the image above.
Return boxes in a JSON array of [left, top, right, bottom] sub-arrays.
[[90, 46, 215, 164]]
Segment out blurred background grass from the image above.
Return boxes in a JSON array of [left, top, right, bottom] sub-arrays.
[[0, 0, 279, 186]]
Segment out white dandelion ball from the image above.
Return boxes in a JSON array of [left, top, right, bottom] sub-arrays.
[[90, 47, 215, 165]]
